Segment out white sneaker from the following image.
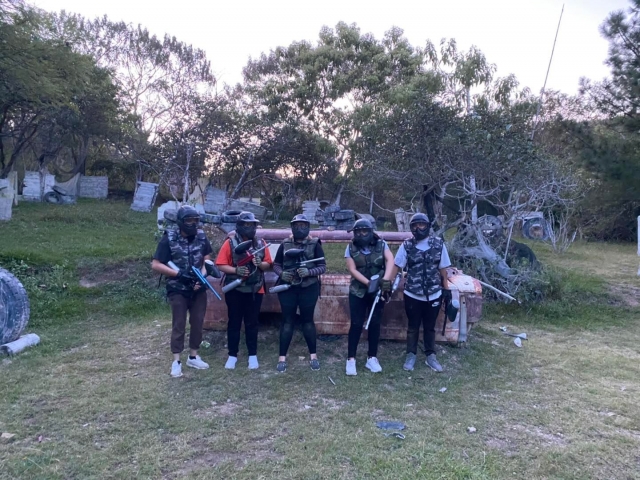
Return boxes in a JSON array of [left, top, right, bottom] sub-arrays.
[[248, 355, 259, 369], [170, 360, 182, 378], [346, 359, 357, 376], [225, 356, 238, 369], [186, 355, 209, 370], [365, 357, 382, 373]]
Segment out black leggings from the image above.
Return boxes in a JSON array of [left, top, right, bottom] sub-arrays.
[[278, 283, 319, 356], [404, 294, 442, 356], [224, 289, 263, 357], [347, 292, 384, 358]]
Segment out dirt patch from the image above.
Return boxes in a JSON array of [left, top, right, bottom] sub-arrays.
[[194, 401, 241, 418], [169, 449, 284, 479], [511, 424, 568, 447], [609, 284, 640, 307], [78, 260, 148, 288]]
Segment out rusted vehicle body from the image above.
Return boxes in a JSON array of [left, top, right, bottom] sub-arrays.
[[204, 229, 482, 344]]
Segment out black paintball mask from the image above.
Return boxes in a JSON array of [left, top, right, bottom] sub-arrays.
[[177, 205, 200, 236], [351, 218, 374, 248], [236, 211, 259, 240], [409, 213, 430, 241], [290, 214, 310, 241]]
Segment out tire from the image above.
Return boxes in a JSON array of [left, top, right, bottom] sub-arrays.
[[0, 268, 30, 344], [44, 191, 62, 204], [221, 210, 242, 223], [522, 218, 549, 240]]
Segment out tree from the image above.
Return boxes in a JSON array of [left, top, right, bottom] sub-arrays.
[[0, 2, 114, 178], [241, 23, 424, 204], [48, 11, 217, 180]]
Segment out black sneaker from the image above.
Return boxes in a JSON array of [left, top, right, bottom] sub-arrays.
[[309, 358, 320, 371], [276, 361, 287, 373]]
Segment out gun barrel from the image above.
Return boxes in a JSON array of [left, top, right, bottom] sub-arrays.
[[191, 266, 222, 300], [364, 291, 382, 330], [299, 257, 325, 266]]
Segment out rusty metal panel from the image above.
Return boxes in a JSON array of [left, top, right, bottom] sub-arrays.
[[223, 228, 412, 245]]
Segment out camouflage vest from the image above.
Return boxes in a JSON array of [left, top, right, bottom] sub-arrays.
[[281, 237, 319, 288], [348, 237, 385, 298], [403, 236, 444, 298], [223, 234, 266, 294], [165, 229, 208, 293]]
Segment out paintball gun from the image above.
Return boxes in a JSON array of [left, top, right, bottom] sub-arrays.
[[221, 240, 272, 293], [441, 288, 461, 335], [268, 248, 325, 293], [364, 272, 402, 330], [191, 263, 222, 301], [167, 261, 222, 300]]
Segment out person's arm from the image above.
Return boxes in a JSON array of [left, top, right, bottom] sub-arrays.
[[382, 245, 395, 281], [439, 242, 452, 290], [215, 240, 237, 275], [151, 258, 179, 278], [256, 243, 273, 271], [346, 257, 370, 287], [151, 236, 180, 278], [272, 244, 284, 276]]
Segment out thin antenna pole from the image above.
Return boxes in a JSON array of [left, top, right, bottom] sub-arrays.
[[530, 4, 565, 141]]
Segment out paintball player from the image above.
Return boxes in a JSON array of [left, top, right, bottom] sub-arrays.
[[272, 214, 326, 373], [215, 212, 273, 370], [392, 212, 452, 373], [344, 218, 395, 376], [151, 205, 213, 378]]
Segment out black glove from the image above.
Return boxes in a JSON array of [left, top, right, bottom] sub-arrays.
[[380, 279, 392, 293]]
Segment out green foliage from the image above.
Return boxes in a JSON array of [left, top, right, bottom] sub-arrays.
[[0, 200, 164, 326]]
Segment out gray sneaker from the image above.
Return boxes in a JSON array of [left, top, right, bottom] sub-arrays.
[[403, 352, 416, 371], [426, 354, 443, 373], [309, 359, 320, 371]]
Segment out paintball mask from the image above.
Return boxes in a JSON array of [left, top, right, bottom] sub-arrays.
[[236, 211, 259, 240], [177, 205, 200, 236], [290, 214, 310, 241], [351, 218, 374, 248], [409, 213, 430, 241]]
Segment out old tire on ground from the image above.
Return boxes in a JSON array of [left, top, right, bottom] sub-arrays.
[[522, 218, 550, 241], [44, 191, 62, 204], [0, 267, 30, 344], [221, 210, 242, 223]]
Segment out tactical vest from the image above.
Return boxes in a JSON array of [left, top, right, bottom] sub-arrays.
[[348, 237, 385, 298], [165, 229, 208, 293], [281, 237, 319, 288], [403, 236, 444, 298], [223, 234, 266, 293]]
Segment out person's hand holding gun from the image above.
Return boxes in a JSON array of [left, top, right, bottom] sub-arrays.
[[380, 278, 392, 301], [280, 270, 295, 283], [236, 265, 250, 277], [176, 269, 201, 291], [297, 267, 310, 278]]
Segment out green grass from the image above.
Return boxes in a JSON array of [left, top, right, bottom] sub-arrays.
[[1, 201, 639, 479]]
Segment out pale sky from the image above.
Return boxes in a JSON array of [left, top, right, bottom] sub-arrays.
[[33, 0, 629, 95]]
